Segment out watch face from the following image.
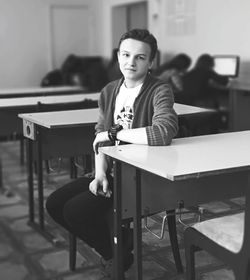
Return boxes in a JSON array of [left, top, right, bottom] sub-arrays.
[[116, 124, 123, 131]]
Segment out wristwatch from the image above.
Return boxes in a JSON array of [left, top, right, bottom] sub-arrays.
[[108, 124, 123, 142]]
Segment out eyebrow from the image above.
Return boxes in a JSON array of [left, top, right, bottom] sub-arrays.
[[120, 50, 147, 57]]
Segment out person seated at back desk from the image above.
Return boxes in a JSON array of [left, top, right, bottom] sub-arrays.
[[179, 54, 229, 136], [153, 53, 191, 99], [181, 53, 229, 108], [41, 54, 108, 92]]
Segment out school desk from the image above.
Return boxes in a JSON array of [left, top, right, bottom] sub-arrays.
[[0, 92, 99, 138], [18, 104, 214, 237], [229, 79, 250, 131], [99, 130, 249, 280], [0, 92, 99, 182], [0, 85, 84, 98]]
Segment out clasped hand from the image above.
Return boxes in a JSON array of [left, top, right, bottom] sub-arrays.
[[89, 176, 112, 198]]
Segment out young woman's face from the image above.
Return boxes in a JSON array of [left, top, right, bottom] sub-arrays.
[[117, 38, 153, 87]]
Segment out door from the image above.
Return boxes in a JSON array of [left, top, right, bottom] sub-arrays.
[[111, 2, 148, 50]]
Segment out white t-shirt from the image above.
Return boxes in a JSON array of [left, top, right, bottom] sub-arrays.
[[114, 82, 142, 129]]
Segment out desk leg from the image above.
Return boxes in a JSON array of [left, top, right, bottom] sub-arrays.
[[36, 127, 44, 230], [134, 168, 142, 280], [0, 158, 2, 190], [27, 139, 34, 223], [113, 160, 124, 280]]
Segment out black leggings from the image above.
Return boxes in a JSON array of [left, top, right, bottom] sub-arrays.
[[46, 176, 114, 260]]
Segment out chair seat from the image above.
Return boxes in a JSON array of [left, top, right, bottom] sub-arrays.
[[192, 212, 244, 253]]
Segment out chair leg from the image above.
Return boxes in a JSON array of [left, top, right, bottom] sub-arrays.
[[69, 233, 77, 271], [166, 210, 183, 273], [20, 137, 25, 165], [70, 157, 77, 179], [45, 160, 50, 174], [83, 154, 92, 174], [184, 230, 196, 280]]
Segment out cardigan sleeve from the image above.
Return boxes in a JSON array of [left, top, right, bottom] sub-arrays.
[[94, 86, 114, 147], [145, 83, 178, 146], [95, 90, 105, 134]]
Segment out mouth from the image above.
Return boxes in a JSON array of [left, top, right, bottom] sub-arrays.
[[125, 68, 136, 72]]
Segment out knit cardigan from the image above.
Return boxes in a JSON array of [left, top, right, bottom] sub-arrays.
[[95, 73, 178, 146]]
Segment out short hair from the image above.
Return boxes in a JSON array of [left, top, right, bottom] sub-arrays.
[[118, 29, 158, 62], [169, 53, 192, 71], [195, 54, 214, 70]]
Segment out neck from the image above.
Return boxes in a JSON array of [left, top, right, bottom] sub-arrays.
[[124, 76, 146, 89]]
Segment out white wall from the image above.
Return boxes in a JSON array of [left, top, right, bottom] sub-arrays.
[[1, 0, 250, 88], [148, 0, 250, 78], [0, 0, 48, 88], [0, 0, 102, 88]]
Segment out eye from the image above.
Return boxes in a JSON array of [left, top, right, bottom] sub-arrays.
[[137, 56, 145, 60], [122, 53, 129, 57]]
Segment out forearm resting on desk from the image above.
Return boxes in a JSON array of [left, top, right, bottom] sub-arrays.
[[93, 128, 148, 154], [117, 127, 148, 145]]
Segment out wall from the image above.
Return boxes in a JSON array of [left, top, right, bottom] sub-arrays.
[[0, 0, 102, 88], [0, 0, 47, 88], [148, 0, 250, 79], [1, 0, 250, 88], [101, 0, 250, 79]]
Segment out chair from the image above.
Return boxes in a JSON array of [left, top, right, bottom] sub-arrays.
[[68, 210, 184, 272], [184, 184, 249, 279]]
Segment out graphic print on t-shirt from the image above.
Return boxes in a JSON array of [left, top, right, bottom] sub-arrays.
[[116, 106, 134, 129], [114, 82, 142, 129]]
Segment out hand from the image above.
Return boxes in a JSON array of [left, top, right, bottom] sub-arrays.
[[93, 132, 109, 154], [89, 176, 112, 198]]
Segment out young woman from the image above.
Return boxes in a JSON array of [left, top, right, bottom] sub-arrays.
[[46, 29, 178, 279]]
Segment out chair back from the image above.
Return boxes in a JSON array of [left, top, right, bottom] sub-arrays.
[[36, 98, 98, 113]]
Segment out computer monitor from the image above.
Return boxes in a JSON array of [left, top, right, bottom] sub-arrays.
[[213, 55, 240, 78]]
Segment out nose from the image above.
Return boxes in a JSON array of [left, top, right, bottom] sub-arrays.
[[127, 56, 136, 66]]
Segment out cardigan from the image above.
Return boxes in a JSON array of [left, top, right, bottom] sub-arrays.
[[95, 74, 178, 146]]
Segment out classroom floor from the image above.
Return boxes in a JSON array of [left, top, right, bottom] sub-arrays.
[[0, 140, 243, 280]]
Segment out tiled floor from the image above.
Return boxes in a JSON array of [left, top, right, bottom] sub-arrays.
[[0, 140, 244, 279]]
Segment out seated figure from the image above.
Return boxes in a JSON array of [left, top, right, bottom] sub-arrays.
[[153, 53, 191, 101]]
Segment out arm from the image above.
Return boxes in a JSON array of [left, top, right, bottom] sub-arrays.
[[89, 88, 113, 197], [93, 81, 178, 150], [93, 127, 147, 154], [89, 149, 112, 198], [170, 73, 184, 92], [116, 83, 179, 146], [209, 70, 229, 87], [116, 127, 147, 144], [145, 83, 179, 145]]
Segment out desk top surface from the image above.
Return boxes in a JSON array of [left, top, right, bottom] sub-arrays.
[[0, 92, 100, 108], [0, 86, 84, 97], [229, 79, 250, 91], [19, 108, 99, 128], [100, 130, 250, 181], [18, 103, 213, 129]]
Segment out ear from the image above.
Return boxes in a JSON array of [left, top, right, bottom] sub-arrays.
[[148, 60, 154, 70]]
